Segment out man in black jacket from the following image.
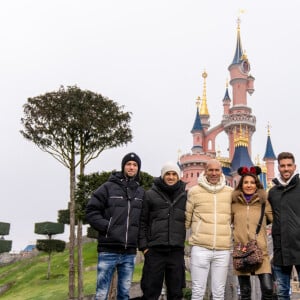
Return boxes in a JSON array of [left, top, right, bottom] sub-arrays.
[[138, 161, 187, 300], [86, 152, 144, 300], [268, 152, 300, 300]]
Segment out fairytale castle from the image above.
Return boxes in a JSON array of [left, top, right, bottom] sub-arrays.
[[178, 19, 276, 189]]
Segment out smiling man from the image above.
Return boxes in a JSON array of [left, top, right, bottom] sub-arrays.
[[185, 159, 233, 300], [138, 161, 187, 300], [268, 152, 300, 300], [85, 152, 144, 300]]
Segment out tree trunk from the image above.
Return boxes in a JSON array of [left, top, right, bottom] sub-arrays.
[[77, 145, 85, 299], [69, 156, 76, 299], [77, 220, 84, 300]]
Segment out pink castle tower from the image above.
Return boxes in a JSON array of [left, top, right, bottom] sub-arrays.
[[179, 18, 275, 189], [263, 124, 276, 187]]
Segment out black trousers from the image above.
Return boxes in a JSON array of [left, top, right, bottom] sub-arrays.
[[141, 248, 185, 300], [238, 273, 274, 300]]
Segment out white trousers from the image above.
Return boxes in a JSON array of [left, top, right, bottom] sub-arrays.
[[190, 246, 230, 300]]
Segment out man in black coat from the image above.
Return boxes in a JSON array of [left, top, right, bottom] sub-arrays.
[[86, 152, 144, 300], [138, 161, 187, 300], [268, 152, 300, 300]]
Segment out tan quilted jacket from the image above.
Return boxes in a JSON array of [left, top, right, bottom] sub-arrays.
[[185, 173, 233, 250]]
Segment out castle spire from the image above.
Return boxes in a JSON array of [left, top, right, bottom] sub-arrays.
[[223, 80, 231, 102], [231, 17, 244, 65], [263, 123, 276, 186], [191, 96, 204, 154], [191, 96, 203, 132], [199, 71, 209, 116], [263, 123, 276, 160]]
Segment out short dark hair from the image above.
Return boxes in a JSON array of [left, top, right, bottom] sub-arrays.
[[277, 152, 295, 163]]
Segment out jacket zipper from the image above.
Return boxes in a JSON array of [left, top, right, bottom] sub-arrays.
[[213, 191, 217, 249], [125, 199, 130, 249], [106, 217, 112, 238]]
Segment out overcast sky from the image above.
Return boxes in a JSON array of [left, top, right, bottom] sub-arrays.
[[1, 1, 299, 252]]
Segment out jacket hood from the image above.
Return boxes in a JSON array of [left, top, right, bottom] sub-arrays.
[[198, 172, 226, 193], [272, 173, 299, 187], [232, 189, 267, 204]]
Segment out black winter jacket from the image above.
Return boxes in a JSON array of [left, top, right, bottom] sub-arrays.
[[269, 174, 300, 266], [85, 171, 144, 253], [138, 178, 187, 251]]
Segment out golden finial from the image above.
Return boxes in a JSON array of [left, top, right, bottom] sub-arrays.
[[237, 9, 245, 30], [255, 154, 260, 166], [241, 50, 248, 61], [200, 70, 209, 115], [266, 122, 272, 136], [226, 78, 228, 88], [196, 96, 201, 109], [238, 9, 246, 16]]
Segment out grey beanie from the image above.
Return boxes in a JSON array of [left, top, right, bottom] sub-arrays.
[[161, 161, 181, 179]]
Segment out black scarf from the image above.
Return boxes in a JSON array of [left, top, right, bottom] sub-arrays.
[[154, 177, 183, 201]]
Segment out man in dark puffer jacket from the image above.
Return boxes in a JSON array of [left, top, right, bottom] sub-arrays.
[[86, 152, 144, 300], [138, 161, 187, 300], [269, 152, 300, 300]]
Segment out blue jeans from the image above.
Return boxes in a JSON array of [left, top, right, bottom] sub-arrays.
[[95, 252, 135, 300], [272, 264, 300, 299]]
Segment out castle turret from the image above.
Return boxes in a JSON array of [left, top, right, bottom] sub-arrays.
[[223, 18, 256, 161], [191, 97, 204, 154], [263, 124, 276, 186], [222, 80, 231, 115]]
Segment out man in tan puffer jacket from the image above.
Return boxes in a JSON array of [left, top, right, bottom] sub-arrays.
[[185, 159, 233, 300]]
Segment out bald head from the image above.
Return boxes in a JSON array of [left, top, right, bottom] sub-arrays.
[[205, 159, 223, 185]]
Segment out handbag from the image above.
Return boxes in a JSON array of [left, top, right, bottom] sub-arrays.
[[232, 203, 265, 272]]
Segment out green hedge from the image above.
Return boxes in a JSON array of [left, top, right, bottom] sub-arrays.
[[34, 222, 64, 235], [36, 239, 66, 253], [0, 222, 10, 236], [0, 240, 12, 253]]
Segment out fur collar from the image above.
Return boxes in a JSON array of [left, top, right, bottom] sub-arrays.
[[198, 172, 226, 193], [232, 188, 267, 204]]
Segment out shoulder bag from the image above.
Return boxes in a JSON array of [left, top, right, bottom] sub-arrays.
[[232, 203, 265, 272]]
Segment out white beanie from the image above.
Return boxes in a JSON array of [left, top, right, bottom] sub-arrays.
[[161, 161, 181, 179]]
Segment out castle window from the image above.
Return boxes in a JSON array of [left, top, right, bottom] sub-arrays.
[[208, 140, 212, 150]]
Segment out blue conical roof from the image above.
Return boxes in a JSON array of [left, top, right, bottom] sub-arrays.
[[191, 108, 203, 132], [231, 26, 243, 65], [231, 145, 253, 171], [223, 87, 231, 102], [263, 135, 276, 160]]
